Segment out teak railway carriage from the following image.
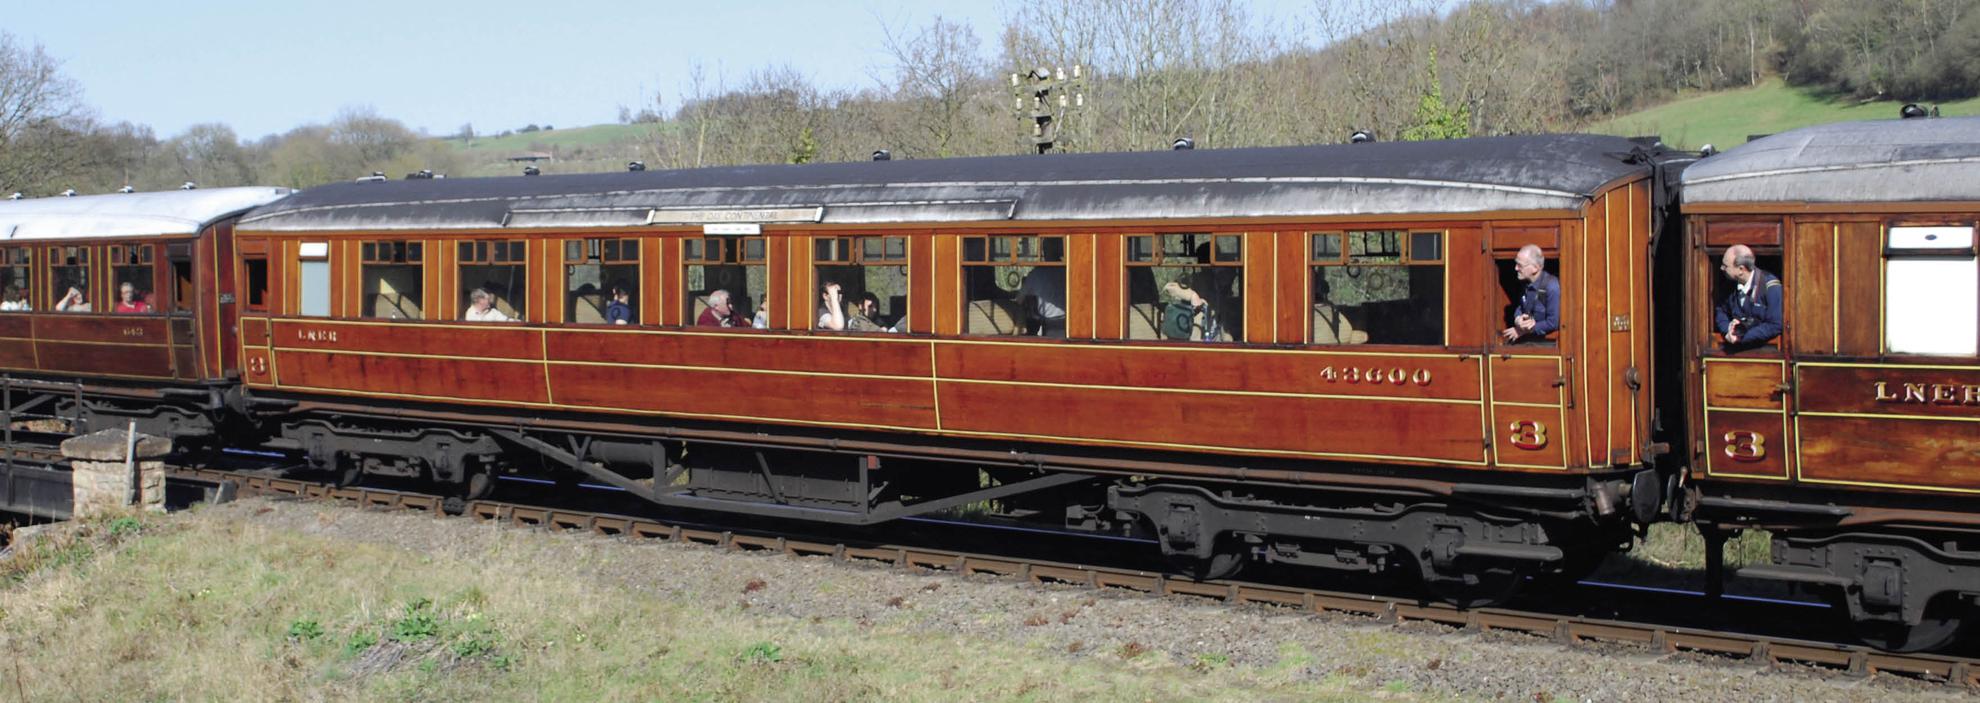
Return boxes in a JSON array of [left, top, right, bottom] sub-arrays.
[[7, 118, 1978, 650], [1680, 117, 1980, 651], [0, 188, 292, 443], [229, 134, 1676, 601]]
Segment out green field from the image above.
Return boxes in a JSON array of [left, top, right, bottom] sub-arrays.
[[1587, 78, 1980, 150]]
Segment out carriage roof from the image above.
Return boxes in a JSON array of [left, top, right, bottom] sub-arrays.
[[238, 134, 1653, 232], [0, 187, 295, 241], [1682, 116, 1980, 205]]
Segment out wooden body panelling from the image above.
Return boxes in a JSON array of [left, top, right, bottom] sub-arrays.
[[237, 182, 1661, 475], [1690, 209, 1980, 498]]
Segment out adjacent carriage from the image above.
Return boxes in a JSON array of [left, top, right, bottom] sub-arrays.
[[1680, 116, 1980, 651], [228, 134, 1676, 599], [0, 187, 292, 443]]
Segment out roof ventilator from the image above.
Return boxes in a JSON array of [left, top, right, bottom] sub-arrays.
[[1171, 138, 1193, 151], [627, 161, 646, 171], [1349, 130, 1375, 144], [355, 172, 387, 183]]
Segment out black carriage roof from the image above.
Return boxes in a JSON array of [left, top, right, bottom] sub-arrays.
[[1683, 116, 1980, 205], [239, 133, 1653, 232]]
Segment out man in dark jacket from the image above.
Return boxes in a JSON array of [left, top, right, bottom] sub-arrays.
[[1501, 244, 1559, 343], [1715, 244, 1784, 349]]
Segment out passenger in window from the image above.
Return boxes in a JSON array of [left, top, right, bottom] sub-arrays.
[[1017, 267, 1067, 338], [1500, 244, 1559, 343], [752, 302, 770, 329], [1715, 244, 1784, 350], [55, 286, 89, 313], [604, 285, 633, 326], [0, 286, 26, 312], [1160, 280, 1220, 342], [114, 282, 151, 313], [696, 289, 751, 328], [463, 288, 511, 322], [817, 283, 846, 330], [817, 283, 894, 333]]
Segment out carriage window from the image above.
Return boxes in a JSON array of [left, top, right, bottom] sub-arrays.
[[686, 237, 767, 328], [814, 236, 907, 332], [108, 244, 156, 314], [243, 256, 269, 313], [1311, 231, 1444, 345], [565, 238, 640, 325], [1124, 233, 1241, 342], [458, 240, 527, 322], [297, 242, 330, 317], [1, 249, 31, 311], [962, 235, 1065, 337], [49, 246, 91, 313], [1886, 226, 1977, 356], [361, 241, 423, 320]]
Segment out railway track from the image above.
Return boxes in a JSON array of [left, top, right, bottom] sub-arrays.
[[164, 465, 1980, 691]]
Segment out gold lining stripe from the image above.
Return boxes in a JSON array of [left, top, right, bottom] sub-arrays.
[[250, 313, 1475, 358], [1795, 475, 1980, 495], [1490, 400, 1564, 409], [1831, 224, 1839, 355], [936, 376, 1483, 404], [928, 343, 943, 430], [36, 339, 181, 349], [1796, 360, 1980, 371], [0, 367, 175, 382], [1797, 410, 1980, 424], [1495, 461, 1571, 472]]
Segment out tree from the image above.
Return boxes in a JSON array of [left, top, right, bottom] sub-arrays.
[[0, 31, 86, 194], [1401, 52, 1471, 141]]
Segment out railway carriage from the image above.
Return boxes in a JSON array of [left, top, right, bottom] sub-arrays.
[[230, 134, 1678, 601], [0, 187, 293, 443], [1681, 116, 1980, 651]]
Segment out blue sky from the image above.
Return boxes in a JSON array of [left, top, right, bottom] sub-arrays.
[[12, 0, 1325, 141]]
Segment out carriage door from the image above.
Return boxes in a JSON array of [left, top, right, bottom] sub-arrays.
[[166, 241, 197, 379], [1694, 220, 1790, 482], [1486, 225, 1569, 471]]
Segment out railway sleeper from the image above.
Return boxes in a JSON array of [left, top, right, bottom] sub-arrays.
[[1109, 482, 1600, 604]]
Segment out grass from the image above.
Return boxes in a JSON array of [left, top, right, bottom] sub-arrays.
[[0, 506, 1419, 702], [1586, 78, 1980, 150], [447, 123, 661, 156]]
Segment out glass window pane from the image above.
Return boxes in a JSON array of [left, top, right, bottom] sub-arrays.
[[1127, 236, 1153, 262], [885, 237, 906, 259], [1313, 233, 1341, 260], [1411, 232, 1442, 262], [407, 242, 422, 262], [299, 261, 330, 317], [1887, 257, 1977, 355], [743, 238, 765, 261], [962, 238, 986, 262], [862, 238, 883, 260], [1215, 235, 1241, 262]]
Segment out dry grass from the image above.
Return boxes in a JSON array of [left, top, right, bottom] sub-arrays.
[[0, 506, 1414, 702]]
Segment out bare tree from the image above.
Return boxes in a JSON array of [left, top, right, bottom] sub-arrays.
[[877, 15, 999, 157], [0, 32, 86, 193]]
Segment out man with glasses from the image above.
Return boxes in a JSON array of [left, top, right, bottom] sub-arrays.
[[1501, 244, 1559, 344]]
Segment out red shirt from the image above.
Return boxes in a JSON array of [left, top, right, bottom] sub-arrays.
[[115, 300, 151, 313], [696, 306, 749, 327]]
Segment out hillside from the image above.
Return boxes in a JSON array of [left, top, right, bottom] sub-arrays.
[[1587, 79, 1980, 150], [443, 123, 669, 177]]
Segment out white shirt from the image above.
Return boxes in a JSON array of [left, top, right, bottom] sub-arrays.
[[0, 300, 28, 312], [1016, 269, 1067, 320], [464, 306, 511, 322]]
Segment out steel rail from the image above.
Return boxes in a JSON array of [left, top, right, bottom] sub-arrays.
[[167, 466, 1980, 690]]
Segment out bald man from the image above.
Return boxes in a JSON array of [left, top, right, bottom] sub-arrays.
[[1715, 244, 1783, 348], [1501, 244, 1560, 343]]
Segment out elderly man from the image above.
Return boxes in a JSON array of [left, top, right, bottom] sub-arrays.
[[1501, 244, 1559, 343], [696, 288, 750, 327], [1715, 244, 1784, 349]]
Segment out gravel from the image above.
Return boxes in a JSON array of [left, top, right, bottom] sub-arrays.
[[210, 497, 1969, 702]]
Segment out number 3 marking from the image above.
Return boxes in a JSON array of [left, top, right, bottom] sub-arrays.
[[1723, 431, 1766, 463], [247, 356, 269, 375], [1507, 420, 1548, 450]]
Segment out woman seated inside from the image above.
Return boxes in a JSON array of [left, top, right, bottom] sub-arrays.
[[55, 286, 90, 313], [463, 288, 512, 322], [114, 282, 151, 313]]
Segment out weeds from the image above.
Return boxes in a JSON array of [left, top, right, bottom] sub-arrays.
[[391, 598, 439, 641], [739, 641, 783, 664], [286, 619, 325, 642], [344, 631, 379, 656]]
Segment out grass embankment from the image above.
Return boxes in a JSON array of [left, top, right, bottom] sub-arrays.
[[1588, 78, 1980, 150], [0, 508, 1401, 702]]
